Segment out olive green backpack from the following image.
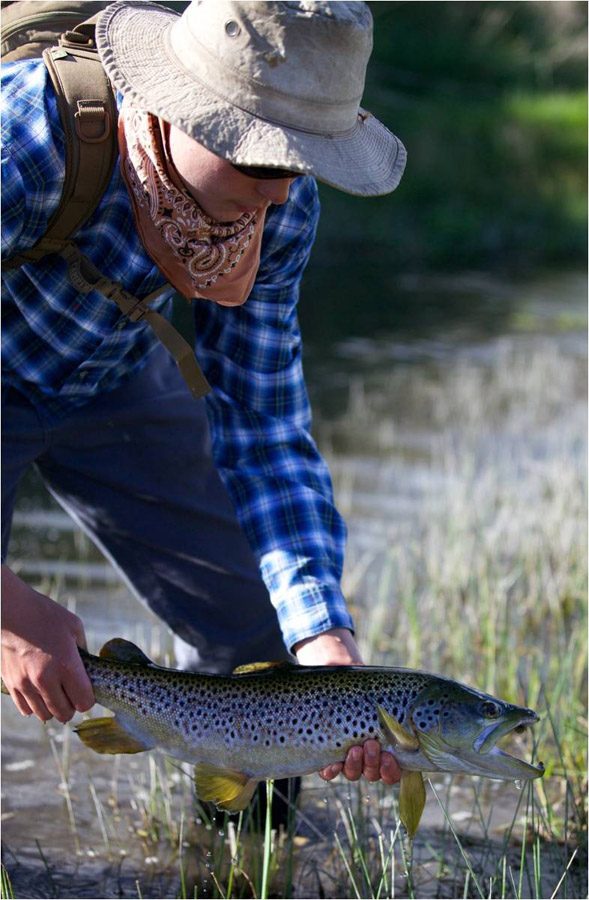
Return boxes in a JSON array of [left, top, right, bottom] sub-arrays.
[[1, 1, 209, 398]]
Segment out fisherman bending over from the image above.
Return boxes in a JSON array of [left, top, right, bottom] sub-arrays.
[[2, 1, 406, 792]]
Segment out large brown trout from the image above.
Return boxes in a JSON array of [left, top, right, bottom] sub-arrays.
[[64, 638, 544, 836]]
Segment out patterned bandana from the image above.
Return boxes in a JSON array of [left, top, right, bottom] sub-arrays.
[[118, 101, 266, 305]]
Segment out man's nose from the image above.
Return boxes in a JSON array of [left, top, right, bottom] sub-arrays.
[[255, 177, 295, 206]]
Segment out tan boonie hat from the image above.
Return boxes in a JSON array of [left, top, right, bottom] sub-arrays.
[[96, 0, 406, 196]]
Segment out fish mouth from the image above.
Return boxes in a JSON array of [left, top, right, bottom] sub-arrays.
[[472, 712, 544, 779]]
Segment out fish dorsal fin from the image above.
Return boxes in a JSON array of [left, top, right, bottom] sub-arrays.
[[378, 706, 420, 751], [99, 638, 155, 666], [399, 770, 426, 839], [232, 661, 292, 675], [194, 763, 258, 812]]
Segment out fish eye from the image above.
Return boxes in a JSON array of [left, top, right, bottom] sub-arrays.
[[482, 701, 501, 719]]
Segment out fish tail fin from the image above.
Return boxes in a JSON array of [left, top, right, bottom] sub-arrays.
[[75, 716, 153, 755]]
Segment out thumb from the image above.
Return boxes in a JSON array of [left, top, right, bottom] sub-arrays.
[[70, 617, 88, 651]]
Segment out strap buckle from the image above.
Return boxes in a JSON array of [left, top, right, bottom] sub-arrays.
[[95, 279, 150, 323], [75, 100, 111, 143]]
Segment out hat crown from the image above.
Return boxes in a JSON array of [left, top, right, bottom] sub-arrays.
[[170, 0, 373, 134]]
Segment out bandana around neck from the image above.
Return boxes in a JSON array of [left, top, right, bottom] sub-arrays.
[[118, 101, 266, 305]]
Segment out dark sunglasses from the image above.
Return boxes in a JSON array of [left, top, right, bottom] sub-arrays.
[[231, 163, 303, 180]]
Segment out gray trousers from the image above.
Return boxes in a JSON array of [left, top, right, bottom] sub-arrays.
[[2, 345, 288, 673]]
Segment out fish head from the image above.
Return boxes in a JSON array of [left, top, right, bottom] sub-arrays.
[[407, 680, 545, 781]]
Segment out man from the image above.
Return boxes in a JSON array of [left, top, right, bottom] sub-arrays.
[[2, 0, 406, 788]]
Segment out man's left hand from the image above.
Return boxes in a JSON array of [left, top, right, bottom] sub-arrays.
[[292, 628, 401, 786]]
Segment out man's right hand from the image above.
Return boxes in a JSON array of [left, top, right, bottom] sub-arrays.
[[1, 565, 95, 723]]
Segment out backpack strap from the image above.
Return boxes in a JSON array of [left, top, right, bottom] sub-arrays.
[[4, 21, 117, 268], [46, 239, 211, 399]]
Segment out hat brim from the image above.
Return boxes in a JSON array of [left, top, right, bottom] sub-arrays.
[[96, 1, 407, 197]]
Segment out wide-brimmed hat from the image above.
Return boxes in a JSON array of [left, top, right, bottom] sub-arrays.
[[96, 0, 406, 196]]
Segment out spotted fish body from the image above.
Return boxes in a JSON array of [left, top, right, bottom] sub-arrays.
[[82, 652, 431, 776], [73, 640, 543, 836]]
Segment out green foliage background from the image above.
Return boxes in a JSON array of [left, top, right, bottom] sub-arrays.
[[313, 1, 587, 274]]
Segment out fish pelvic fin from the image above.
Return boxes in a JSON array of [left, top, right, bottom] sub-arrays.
[[74, 716, 153, 754], [99, 638, 156, 666], [232, 661, 292, 675], [378, 706, 420, 751], [194, 763, 258, 812], [399, 770, 426, 839]]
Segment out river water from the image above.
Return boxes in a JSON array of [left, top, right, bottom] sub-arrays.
[[2, 269, 586, 898]]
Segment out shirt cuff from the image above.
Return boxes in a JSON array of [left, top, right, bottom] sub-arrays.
[[276, 588, 354, 654], [260, 549, 354, 652]]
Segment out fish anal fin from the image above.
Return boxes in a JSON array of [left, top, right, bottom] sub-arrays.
[[218, 780, 258, 812], [399, 770, 426, 839], [232, 661, 292, 675], [378, 706, 420, 751], [194, 763, 257, 811], [99, 638, 155, 666], [74, 716, 152, 754]]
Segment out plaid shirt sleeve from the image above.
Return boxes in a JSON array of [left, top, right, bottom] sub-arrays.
[[193, 178, 353, 650]]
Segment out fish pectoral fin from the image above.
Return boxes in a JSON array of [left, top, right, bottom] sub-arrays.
[[232, 661, 293, 675], [399, 770, 426, 839], [99, 638, 156, 667], [194, 763, 258, 812], [378, 706, 420, 751], [74, 716, 153, 754]]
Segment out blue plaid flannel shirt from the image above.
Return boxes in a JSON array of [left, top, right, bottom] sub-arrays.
[[1, 60, 353, 650]]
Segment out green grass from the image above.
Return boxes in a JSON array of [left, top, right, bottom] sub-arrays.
[[0, 866, 14, 900]]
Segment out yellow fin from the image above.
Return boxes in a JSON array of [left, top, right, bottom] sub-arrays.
[[74, 716, 152, 755], [194, 763, 258, 812], [99, 638, 155, 666], [232, 661, 291, 675], [378, 706, 420, 751], [0, 680, 10, 695], [399, 770, 426, 839]]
